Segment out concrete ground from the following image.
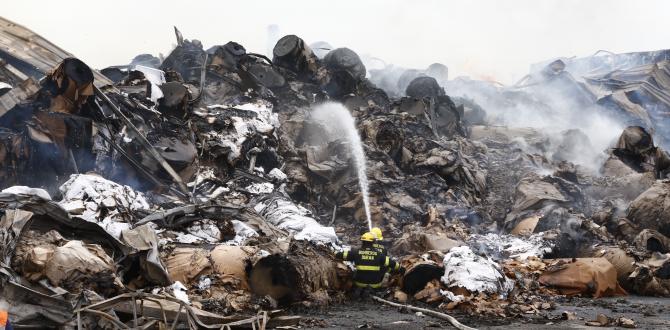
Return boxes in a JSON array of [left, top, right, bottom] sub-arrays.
[[296, 296, 670, 329]]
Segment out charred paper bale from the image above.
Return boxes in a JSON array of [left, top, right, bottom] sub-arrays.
[[2, 109, 95, 191], [281, 158, 312, 203], [627, 180, 670, 237], [401, 261, 445, 295], [393, 97, 428, 116], [503, 175, 583, 232], [403, 77, 464, 137], [319, 48, 368, 99], [323, 48, 366, 81], [201, 78, 244, 105], [194, 102, 278, 168], [115, 69, 156, 101], [158, 82, 190, 118], [399, 251, 454, 298], [603, 126, 670, 178], [452, 97, 487, 126], [12, 229, 63, 280], [617, 126, 654, 155], [405, 76, 444, 99], [272, 35, 319, 79], [42, 58, 94, 114], [209, 41, 247, 72], [247, 63, 286, 89], [531, 206, 583, 234], [340, 80, 391, 111], [432, 95, 465, 137], [160, 38, 207, 83], [361, 85, 391, 110], [248, 241, 349, 304], [363, 118, 404, 161], [634, 229, 670, 253], [534, 214, 596, 259], [628, 264, 670, 296], [0, 130, 24, 185], [320, 69, 358, 98], [300, 144, 350, 182]]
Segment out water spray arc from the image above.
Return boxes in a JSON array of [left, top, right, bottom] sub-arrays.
[[311, 102, 373, 231]]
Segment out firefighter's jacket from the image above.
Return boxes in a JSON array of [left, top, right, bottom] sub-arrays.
[[336, 245, 400, 288]]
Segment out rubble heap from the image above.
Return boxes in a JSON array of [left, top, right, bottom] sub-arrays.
[[1, 16, 670, 328]]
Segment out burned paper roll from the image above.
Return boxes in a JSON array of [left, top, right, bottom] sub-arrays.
[[273, 35, 319, 78]]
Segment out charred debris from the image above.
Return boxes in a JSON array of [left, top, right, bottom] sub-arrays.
[[1, 16, 670, 329]]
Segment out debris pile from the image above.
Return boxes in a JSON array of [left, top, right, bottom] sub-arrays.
[[1, 15, 670, 328]]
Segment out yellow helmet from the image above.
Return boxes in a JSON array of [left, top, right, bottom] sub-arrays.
[[360, 232, 375, 242], [371, 227, 383, 241]]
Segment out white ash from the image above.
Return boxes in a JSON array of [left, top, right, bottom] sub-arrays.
[[467, 232, 554, 261], [227, 220, 258, 245], [246, 182, 275, 195], [268, 168, 288, 182], [254, 196, 339, 245], [1, 186, 52, 200], [58, 174, 151, 239], [441, 246, 514, 295]]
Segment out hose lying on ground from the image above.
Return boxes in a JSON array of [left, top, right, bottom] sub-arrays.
[[371, 295, 477, 330]]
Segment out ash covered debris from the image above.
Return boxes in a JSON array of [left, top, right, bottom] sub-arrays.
[[1, 15, 670, 330]]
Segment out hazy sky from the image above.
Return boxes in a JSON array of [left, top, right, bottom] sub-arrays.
[[5, 0, 670, 84]]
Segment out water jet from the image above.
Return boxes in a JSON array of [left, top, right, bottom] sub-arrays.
[[311, 102, 372, 231]]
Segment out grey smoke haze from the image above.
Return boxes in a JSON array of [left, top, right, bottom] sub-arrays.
[[448, 77, 624, 173], [5, 0, 670, 84]]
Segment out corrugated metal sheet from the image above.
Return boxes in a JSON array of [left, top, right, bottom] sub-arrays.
[[584, 61, 670, 108]]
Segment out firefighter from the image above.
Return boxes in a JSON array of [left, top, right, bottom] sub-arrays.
[[370, 227, 387, 257], [336, 232, 405, 297]]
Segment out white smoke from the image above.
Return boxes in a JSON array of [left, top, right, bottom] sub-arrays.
[[447, 75, 624, 173]]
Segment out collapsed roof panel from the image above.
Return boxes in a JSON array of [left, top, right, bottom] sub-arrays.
[[531, 49, 670, 78]]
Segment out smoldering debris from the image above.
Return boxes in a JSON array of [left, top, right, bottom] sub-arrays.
[[1, 14, 670, 329]]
